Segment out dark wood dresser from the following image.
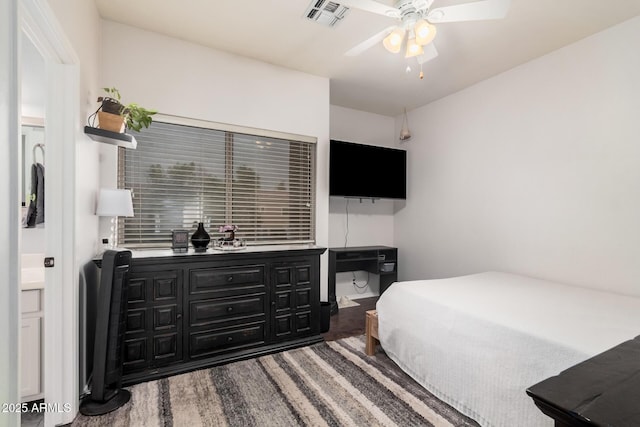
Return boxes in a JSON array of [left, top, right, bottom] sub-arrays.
[[114, 246, 326, 385], [527, 335, 640, 427]]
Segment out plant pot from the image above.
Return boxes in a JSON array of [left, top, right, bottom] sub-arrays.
[[98, 111, 125, 133]]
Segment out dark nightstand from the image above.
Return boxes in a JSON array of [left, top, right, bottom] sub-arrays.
[[527, 336, 640, 427]]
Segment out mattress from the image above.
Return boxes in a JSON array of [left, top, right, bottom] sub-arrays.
[[376, 272, 640, 427]]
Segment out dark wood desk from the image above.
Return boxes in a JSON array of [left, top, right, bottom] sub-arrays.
[[527, 336, 640, 427], [328, 246, 397, 315]]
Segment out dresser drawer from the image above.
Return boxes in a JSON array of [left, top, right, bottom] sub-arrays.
[[189, 294, 266, 327], [22, 290, 40, 314], [190, 266, 265, 296], [189, 322, 265, 358]]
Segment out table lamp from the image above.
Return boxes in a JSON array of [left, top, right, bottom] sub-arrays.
[[96, 188, 134, 249]]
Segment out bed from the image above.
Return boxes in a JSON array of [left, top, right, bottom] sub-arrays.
[[376, 271, 640, 427]]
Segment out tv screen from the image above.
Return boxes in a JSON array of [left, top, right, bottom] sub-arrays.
[[330, 140, 406, 200]]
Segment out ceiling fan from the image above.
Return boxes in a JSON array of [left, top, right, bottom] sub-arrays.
[[342, 0, 511, 77]]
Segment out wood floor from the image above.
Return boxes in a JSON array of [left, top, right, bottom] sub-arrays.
[[321, 296, 378, 341]]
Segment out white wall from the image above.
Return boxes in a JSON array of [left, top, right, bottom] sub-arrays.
[[329, 105, 398, 299], [99, 21, 331, 296], [395, 16, 640, 296], [22, 228, 45, 253]]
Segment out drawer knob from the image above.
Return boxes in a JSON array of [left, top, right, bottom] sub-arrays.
[[227, 276, 233, 282], [227, 306, 233, 313], [227, 336, 233, 342]]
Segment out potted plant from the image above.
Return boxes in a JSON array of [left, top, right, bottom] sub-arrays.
[[91, 87, 157, 133]]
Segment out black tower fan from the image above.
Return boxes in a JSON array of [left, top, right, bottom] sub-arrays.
[[80, 249, 132, 415]]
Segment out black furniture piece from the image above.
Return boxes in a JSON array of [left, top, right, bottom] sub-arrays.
[[109, 246, 326, 385], [328, 246, 397, 315], [527, 336, 640, 427], [80, 250, 132, 416]]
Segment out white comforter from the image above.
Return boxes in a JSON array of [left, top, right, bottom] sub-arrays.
[[377, 272, 640, 427]]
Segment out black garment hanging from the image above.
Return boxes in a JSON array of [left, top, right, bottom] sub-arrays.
[[23, 144, 45, 228]]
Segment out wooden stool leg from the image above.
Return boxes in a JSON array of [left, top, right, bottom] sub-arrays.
[[366, 333, 376, 356], [365, 310, 379, 356]]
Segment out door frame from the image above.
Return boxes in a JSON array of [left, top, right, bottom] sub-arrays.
[[2, 0, 80, 425], [0, 1, 22, 424]]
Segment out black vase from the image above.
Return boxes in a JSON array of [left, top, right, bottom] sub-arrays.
[[191, 222, 210, 252]]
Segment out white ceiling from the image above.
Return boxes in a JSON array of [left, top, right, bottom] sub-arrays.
[[95, 0, 640, 117]]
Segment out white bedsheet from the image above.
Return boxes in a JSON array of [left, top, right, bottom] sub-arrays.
[[377, 272, 640, 427]]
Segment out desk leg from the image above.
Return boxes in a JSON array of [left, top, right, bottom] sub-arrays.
[[379, 272, 397, 295], [328, 251, 338, 315]]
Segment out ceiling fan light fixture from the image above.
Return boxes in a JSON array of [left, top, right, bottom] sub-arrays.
[[405, 37, 424, 58], [415, 20, 437, 45], [383, 28, 405, 53]]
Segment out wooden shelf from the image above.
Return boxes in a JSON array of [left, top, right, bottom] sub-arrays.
[[84, 126, 137, 149]]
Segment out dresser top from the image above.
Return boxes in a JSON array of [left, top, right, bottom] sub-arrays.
[[329, 246, 396, 253], [130, 244, 325, 259], [93, 244, 326, 267]]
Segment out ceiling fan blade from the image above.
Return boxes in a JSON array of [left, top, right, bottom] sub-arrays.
[[340, 0, 400, 18], [427, 0, 511, 23], [417, 43, 438, 64], [344, 26, 395, 56]]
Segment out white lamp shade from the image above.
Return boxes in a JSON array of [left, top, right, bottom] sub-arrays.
[[96, 189, 134, 217], [383, 28, 405, 53], [405, 37, 424, 58], [415, 20, 437, 46]]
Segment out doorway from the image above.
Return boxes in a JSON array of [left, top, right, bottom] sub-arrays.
[[19, 33, 47, 427], [1, 1, 80, 426]]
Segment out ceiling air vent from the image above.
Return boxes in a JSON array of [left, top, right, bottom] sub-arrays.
[[305, 0, 350, 27]]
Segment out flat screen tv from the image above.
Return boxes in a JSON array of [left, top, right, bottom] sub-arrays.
[[330, 140, 406, 200]]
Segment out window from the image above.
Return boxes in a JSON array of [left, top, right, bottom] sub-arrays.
[[118, 119, 315, 248]]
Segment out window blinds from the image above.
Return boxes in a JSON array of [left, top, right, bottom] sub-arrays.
[[118, 121, 315, 248]]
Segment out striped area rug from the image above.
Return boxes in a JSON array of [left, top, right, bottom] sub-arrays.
[[72, 336, 478, 426]]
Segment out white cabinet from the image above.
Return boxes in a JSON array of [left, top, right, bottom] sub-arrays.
[[21, 317, 41, 398], [21, 289, 43, 401]]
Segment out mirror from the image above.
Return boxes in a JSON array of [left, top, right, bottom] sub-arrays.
[[21, 33, 46, 227], [22, 121, 45, 226]]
